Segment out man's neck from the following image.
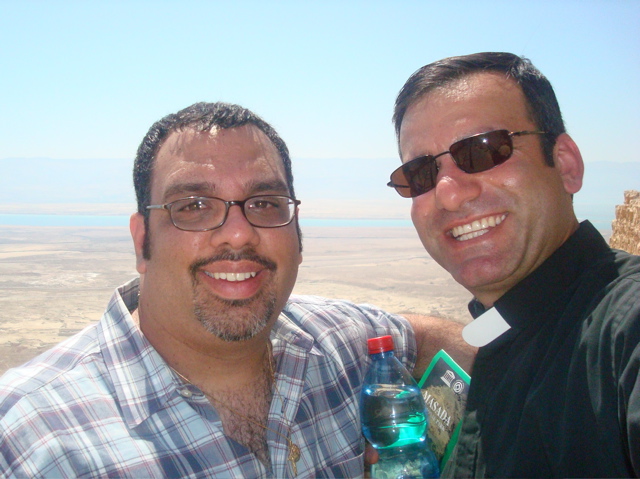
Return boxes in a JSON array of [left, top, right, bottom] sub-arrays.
[[131, 307, 274, 392]]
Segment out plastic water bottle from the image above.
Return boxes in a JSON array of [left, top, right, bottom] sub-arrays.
[[361, 335, 440, 479]]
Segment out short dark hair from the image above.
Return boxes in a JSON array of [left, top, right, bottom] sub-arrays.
[[134, 101, 296, 213], [393, 52, 565, 166], [133, 102, 301, 258]]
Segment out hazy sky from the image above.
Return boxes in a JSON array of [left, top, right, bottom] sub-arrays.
[[1, 0, 639, 167]]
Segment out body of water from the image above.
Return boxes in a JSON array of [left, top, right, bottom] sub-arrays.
[[0, 203, 615, 230], [0, 214, 415, 228], [0, 214, 131, 227]]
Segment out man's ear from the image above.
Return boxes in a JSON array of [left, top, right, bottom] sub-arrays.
[[130, 212, 148, 274], [553, 133, 584, 195]]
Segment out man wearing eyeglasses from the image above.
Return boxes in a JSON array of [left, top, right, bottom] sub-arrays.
[[0, 102, 473, 477], [388, 52, 640, 477]]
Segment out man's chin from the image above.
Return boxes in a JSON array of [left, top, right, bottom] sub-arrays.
[[196, 312, 268, 342], [193, 293, 276, 342]]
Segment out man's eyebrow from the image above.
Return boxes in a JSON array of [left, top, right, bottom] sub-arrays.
[[247, 179, 290, 194], [163, 182, 216, 200]]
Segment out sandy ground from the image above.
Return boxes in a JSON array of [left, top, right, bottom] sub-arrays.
[[0, 225, 472, 375]]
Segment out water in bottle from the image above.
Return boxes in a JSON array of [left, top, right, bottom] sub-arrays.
[[361, 335, 439, 479]]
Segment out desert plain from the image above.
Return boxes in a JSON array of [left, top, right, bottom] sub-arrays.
[[0, 224, 473, 375]]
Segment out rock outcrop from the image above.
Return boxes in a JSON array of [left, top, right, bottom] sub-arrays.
[[609, 190, 640, 255]]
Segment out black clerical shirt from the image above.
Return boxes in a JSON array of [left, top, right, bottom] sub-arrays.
[[443, 221, 640, 478]]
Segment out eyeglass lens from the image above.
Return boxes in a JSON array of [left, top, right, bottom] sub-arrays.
[[389, 130, 515, 198], [169, 196, 296, 231]]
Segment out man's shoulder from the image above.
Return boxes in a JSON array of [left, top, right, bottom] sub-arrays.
[[0, 323, 103, 417], [577, 248, 640, 356], [284, 294, 407, 328], [282, 294, 412, 348], [286, 294, 395, 316], [611, 248, 640, 277], [595, 249, 640, 323], [591, 248, 640, 306]]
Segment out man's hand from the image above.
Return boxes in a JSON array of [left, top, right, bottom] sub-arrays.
[[364, 442, 379, 478]]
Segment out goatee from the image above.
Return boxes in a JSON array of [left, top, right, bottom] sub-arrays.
[[190, 249, 278, 342]]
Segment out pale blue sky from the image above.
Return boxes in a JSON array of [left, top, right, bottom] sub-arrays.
[[1, 0, 639, 168]]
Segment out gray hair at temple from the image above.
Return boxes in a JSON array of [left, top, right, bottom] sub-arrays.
[[392, 52, 566, 166], [133, 101, 301, 258]]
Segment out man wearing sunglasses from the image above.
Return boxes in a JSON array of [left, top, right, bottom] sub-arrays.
[[388, 52, 640, 477], [0, 101, 473, 477]]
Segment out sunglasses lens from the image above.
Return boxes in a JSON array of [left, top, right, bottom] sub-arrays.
[[388, 130, 524, 198], [450, 130, 513, 173], [389, 156, 438, 198]]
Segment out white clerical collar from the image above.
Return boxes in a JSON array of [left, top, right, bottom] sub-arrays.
[[462, 307, 512, 347]]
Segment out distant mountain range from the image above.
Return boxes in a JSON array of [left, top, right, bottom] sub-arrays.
[[0, 158, 135, 204], [1, 157, 637, 217]]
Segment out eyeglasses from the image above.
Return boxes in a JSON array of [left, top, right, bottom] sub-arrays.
[[146, 195, 301, 231], [387, 129, 546, 198]]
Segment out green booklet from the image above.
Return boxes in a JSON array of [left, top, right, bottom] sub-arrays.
[[418, 349, 471, 469]]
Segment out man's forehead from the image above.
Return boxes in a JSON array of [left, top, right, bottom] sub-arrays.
[[418, 72, 521, 109], [151, 124, 287, 198], [401, 72, 527, 135], [160, 124, 277, 157]]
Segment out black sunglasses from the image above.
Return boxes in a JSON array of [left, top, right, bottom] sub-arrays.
[[387, 129, 546, 198]]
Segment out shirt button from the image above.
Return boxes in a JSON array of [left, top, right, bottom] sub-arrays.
[[178, 388, 193, 398]]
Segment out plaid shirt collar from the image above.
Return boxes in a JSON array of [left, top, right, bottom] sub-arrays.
[[97, 278, 178, 428]]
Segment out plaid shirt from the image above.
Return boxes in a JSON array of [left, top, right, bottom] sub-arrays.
[[0, 278, 415, 478]]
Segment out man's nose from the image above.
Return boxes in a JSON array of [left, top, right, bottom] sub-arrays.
[[433, 157, 482, 211], [211, 204, 260, 249]]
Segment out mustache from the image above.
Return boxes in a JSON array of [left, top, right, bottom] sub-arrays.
[[189, 249, 277, 276]]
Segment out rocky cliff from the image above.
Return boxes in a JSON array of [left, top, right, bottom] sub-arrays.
[[609, 190, 640, 255]]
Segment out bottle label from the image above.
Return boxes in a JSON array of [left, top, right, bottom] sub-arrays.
[[417, 350, 471, 469]]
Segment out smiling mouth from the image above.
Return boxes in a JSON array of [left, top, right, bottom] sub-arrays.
[[204, 271, 258, 282], [450, 214, 507, 242]]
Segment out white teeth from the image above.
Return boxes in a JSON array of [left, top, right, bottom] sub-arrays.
[[206, 271, 257, 281], [451, 214, 506, 241]]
